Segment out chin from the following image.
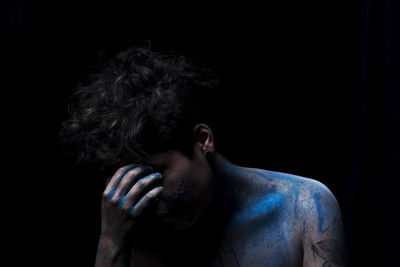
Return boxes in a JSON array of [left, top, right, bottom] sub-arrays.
[[156, 209, 199, 231], [166, 220, 197, 231], [154, 197, 206, 231]]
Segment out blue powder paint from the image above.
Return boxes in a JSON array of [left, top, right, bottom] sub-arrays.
[[250, 193, 285, 216], [266, 240, 274, 248], [310, 189, 324, 234], [108, 188, 116, 198], [256, 170, 304, 221], [278, 231, 285, 241], [233, 192, 285, 238]]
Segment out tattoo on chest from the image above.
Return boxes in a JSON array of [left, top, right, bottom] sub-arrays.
[[310, 239, 347, 267]]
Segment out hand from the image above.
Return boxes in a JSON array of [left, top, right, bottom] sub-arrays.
[[99, 164, 163, 249]]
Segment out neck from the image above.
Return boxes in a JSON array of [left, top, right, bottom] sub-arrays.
[[204, 152, 247, 221], [163, 153, 247, 236], [213, 153, 248, 191]]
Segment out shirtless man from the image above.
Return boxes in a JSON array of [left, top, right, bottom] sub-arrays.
[[60, 46, 347, 266]]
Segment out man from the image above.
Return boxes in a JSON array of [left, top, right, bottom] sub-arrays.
[[60, 46, 347, 266]]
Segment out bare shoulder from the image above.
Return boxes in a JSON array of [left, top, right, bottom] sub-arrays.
[[279, 172, 342, 222], [284, 172, 343, 237], [263, 169, 348, 266], [248, 168, 348, 266], [252, 169, 343, 234], [250, 168, 339, 208], [243, 168, 338, 205], [239, 167, 343, 235]]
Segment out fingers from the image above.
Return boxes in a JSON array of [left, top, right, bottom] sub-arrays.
[[122, 172, 163, 209], [128, 186, 164, 218], [110, 165, 154, 203], [104, 164, 138, 196], [102, 164, 163, 219]]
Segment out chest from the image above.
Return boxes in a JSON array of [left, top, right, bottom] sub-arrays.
[[209, 221, 304, 267], [131, 188, 304, 266], [131, 216, 303, 267]]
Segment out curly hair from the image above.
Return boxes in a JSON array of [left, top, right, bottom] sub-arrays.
[[59, 46, 223, 169]]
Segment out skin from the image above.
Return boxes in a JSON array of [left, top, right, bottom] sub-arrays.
[[95, 124, 347, 267]]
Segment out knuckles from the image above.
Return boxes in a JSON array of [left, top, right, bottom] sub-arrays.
[[102, 188, 115, 199], [110, 197, 120, 206], [121, 202, 131, 212]]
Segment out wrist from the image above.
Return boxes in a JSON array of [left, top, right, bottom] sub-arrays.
[[97, 234, 130, 260], [96, 238, 130, 267], [100, 225, 131, 245], [99, 233, 126, 250]]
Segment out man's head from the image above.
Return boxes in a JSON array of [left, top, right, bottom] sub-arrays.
[[60, 46, 224, 229], [60, 46, 223, 168]]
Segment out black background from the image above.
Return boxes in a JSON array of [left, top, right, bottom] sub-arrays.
[[5, 1, 400, 266]]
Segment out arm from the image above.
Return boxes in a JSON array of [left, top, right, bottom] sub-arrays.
[[300, 180, 348, 267], [95, 164, 163, 267]]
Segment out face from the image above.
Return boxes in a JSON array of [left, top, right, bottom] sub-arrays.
[[147, 147, 215, 230]]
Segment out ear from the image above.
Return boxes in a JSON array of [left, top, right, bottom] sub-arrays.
[[193, 123, 215, 155]]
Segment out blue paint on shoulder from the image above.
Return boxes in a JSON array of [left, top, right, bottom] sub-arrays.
[[234, 192, 286, 230], [278, 231, 286, 241], [251, 193, 285, 216], [310, 188, 325, 234]]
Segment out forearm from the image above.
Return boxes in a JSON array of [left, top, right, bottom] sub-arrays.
[[95, 235, 130, 267], [95, 165, 163, 267]]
